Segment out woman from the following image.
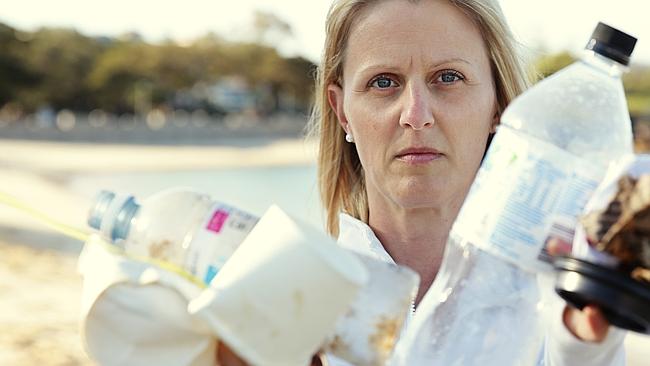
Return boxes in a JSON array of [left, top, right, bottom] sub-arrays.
[[309, 0, 625, 364]]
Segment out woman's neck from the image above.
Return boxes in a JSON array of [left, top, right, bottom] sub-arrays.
[[368, 204, 461, 306]]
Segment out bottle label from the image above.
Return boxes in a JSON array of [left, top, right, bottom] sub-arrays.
[[185, 203, 258, 284], [206, 209, 230, 233], [452, 126, 605, 271]]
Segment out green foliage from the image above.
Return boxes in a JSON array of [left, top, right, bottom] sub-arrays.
[[86, 41, 157, 112], [0, 19, 316, 115], [0, 23, 40, 106], [627, 93, 650, 115], [533, 51, 576, 79], [623, 66, 650, 95], [23, 27, 106, 111]]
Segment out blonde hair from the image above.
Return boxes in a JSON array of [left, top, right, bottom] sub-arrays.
[[308, 0, 531, 236]]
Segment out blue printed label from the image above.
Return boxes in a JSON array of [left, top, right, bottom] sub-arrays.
[[453, 126, 605, 271], [204, 265, 219, 284]]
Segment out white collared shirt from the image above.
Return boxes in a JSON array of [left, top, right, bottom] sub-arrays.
[[336, 212, 397, 265]]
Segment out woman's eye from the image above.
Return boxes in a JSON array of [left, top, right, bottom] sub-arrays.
[[437, 70, 464, 84], [370, 76, 397, 89]]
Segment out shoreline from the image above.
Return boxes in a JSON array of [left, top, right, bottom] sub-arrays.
[[0, 137, 318, 174], [0, 136, 319, 241]]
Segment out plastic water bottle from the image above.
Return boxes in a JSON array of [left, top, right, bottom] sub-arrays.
[[394, 22, 637, 365], [87, 188, 259, 285]]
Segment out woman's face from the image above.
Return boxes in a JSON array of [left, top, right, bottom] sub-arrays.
[[328, 0, 497, 213]]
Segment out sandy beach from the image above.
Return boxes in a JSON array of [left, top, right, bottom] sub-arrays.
[[0, 137, 317, 365], [1, 137, 649, 365]]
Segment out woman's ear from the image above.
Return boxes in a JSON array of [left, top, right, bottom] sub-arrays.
[[327, 84, 349, 131]]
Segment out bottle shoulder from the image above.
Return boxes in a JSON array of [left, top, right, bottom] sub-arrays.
[[500, 59, 632, 159], [127, 190, 214, 241]]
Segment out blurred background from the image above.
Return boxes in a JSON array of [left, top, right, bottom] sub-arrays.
[[0, 0, 648, 364]]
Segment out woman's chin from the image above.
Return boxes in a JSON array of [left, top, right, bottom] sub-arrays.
[[394, 191, 446, 210]]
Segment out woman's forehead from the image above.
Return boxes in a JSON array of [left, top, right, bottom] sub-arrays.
[[343, 0, 488, 72]]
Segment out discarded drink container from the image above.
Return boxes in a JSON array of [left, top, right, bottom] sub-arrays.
[[87, 188, 258, 285]]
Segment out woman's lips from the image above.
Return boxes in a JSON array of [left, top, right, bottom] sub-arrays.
[[395, 148, 443, 164], [396, 152, 442, 163]]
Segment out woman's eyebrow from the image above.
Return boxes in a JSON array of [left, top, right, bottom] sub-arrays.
[[426, 57, 473, 68], [436, 57, 472, 66], [356, 57, 473, 75], [356, 64, 402, 75]]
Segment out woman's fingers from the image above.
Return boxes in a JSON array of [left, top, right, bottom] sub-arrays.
[[563, 304, 610, 343], [546, 237, 573, 256], [216, 342, 325, 366], [548, 237, 610, 342], [216, 342, 249, 366]]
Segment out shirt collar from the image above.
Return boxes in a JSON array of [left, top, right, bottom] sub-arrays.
[[337, 212, 396, 265]]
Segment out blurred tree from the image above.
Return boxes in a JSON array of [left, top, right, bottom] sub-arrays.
[[623, 66, 650, 119], [533, 51, 576, 78], [624, 66, 650, 94], [221, 42, 315, 113], [252, 10, 293, 47], [191, 33, 229, 79], [623, 66, 650, 115], [0, 23, 40, 108], [0, 17, 317, 116], [276, 56, 316, 111], [150, 43, 207, 103], [17, 27, 104, 111], [86, 41, 157, 113]]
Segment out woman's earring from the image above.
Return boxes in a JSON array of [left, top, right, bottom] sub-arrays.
[[345, 133, 354, 143]]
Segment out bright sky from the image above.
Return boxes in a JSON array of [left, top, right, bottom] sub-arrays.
[[1, 0, 649, 66]]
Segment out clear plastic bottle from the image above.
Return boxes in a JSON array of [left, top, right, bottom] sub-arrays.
[[393, 23, 637, 365], [87, 188, 259, 285]]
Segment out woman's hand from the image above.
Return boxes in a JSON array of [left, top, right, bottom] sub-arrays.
[[216, 341, 249, 366], [215, 341, 326, 366], [546, 237, 611, 343], [563, 304, 610, 342]]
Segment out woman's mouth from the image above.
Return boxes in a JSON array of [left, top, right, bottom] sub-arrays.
[[395, 148, 443, 164]]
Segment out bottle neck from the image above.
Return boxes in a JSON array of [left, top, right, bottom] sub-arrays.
[[580, 49, 627, 78], [113, 198, 140, 241]]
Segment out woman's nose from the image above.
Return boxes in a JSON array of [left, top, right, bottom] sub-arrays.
[[398, 82, 434, 130]]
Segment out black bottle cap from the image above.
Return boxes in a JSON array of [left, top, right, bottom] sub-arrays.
[[553, 256, 650, 335], [586, 22, 637, 66]]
